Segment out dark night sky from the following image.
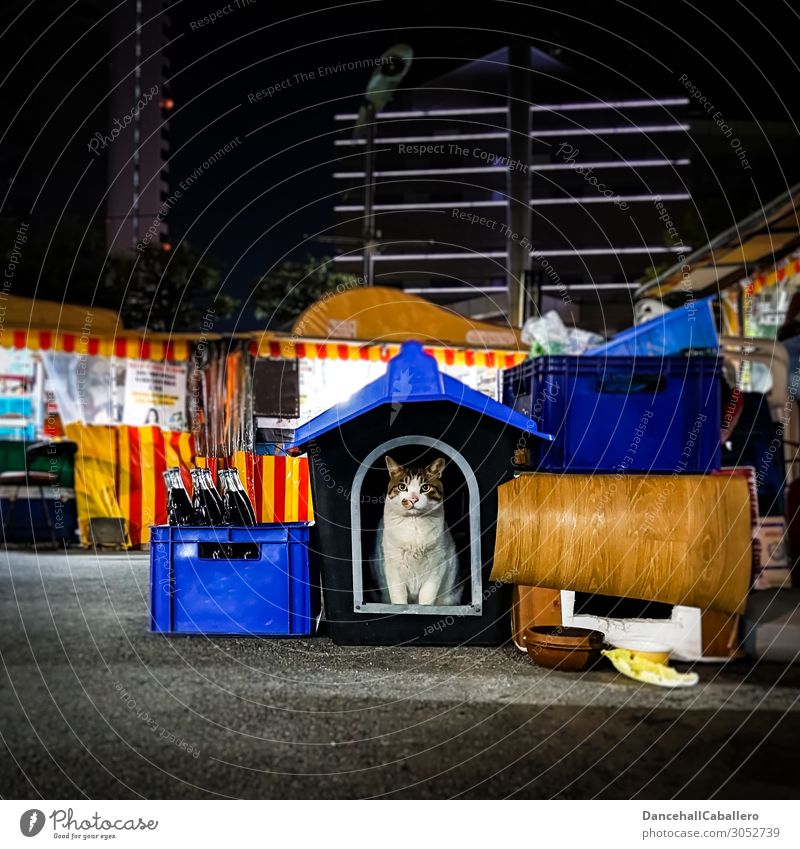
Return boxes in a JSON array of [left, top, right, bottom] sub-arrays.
[[3, 0, 800, 327], [166, 0, 800, 289], [164, 0, 800, 305]]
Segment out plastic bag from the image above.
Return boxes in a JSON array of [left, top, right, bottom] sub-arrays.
[[521, 311, 602, 357], [602, 649, 699, 688]]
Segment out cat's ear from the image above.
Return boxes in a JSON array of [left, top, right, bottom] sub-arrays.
[[385, 455, 403, 476], [426, 457, 446, 478]]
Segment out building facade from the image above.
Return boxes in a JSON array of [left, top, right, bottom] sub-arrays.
[[331, 47, 693, 333], [105, 0, 171, 255]]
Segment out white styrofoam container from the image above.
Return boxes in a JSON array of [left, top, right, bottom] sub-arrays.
[[559, 591, 723, 663]]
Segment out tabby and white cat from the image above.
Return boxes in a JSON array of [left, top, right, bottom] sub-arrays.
[[372, 455, 460, 605]]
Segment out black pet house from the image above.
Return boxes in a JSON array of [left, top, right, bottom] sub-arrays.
[[286, 340, 553, 646]]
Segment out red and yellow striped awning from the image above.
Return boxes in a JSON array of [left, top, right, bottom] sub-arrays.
[[745, 255, 800, 295], [0, 329, 193, 362], [252, 338, 526, 369]]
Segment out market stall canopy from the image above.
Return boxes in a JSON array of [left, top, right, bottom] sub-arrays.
[[636, 181, 800, 299], [251, 334, 525, 369], [286, 340, 553, 450], [1, 295, 120, 334], [290, 286, 523, 349], [0, 296, 218, 362]]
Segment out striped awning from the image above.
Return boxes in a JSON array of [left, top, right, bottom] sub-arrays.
[[0, 329, 192, 362], [636, 181, 800, 299], [745, 254, 800, 294], [252, 338, 526, 369]]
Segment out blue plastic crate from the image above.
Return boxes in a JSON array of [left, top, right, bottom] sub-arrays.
[[502, 355, 721, 473], [586, 296, 717, 357], [149, 523, 317, 636]]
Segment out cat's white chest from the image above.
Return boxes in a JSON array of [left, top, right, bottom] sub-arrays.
[[384, 514, 441, 562], [380, 512, 458, 604]]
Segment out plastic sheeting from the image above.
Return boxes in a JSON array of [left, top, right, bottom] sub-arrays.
[[65, 423, 125, 545], [41, 351, 122, 425], [192, 342, 253, 460]]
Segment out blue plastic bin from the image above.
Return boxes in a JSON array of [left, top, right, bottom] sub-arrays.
[[586, 296, 717, 357], [149, 523, 317, 636], [502, 355, 721, 473], [0, 496, 78, 543]]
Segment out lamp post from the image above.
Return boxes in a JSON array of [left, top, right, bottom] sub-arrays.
[[353, 44, 413, 285]]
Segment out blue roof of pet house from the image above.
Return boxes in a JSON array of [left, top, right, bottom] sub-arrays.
[[285, 340, 554, 449]]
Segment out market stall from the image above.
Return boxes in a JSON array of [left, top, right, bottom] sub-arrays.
[[719, 252, 800, 338], [250, 287, 527, 440], [0, 296, 311, 547]]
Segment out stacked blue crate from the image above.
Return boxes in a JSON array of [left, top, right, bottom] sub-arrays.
[[503, 300, 721, 474], [503, 355, 721, 473]]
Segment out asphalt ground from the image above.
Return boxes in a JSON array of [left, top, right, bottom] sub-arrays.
[[1, 549, 798, 799]]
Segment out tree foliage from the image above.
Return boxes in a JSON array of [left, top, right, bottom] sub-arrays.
[[104, 242, 238, 331], [250, 255, 362, 329], [0, 215, 237, 332], [0, 215, 107, 307]]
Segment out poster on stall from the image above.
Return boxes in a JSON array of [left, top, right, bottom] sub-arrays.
[[123, 360, 188, 431], [0, 347, 38, 439]]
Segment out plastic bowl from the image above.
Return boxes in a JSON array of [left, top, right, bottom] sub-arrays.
[[524, 625, 606, 671]]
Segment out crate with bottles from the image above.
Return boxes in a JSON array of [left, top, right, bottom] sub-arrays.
[[150, 464, 316, 636], [162, 466, 257, 527]]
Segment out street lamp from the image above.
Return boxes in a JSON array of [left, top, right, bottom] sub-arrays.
[[353, 44, 413, 285]]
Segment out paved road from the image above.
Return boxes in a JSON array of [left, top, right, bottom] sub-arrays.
[[1, 549, 798, 799]]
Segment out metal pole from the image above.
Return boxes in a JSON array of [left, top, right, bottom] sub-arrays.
[[362, 100, 376, 285], [506, 42, 532, 327]]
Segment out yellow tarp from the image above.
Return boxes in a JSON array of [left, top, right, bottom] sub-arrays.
[[291, 286, 523, 349], [1, 295, 120, 334], [65, 423, 125, 547]]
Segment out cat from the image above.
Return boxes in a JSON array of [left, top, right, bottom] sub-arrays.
[[371, 455, 461, 605]]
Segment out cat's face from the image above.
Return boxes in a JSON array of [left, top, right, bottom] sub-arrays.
[[384, 456, 445, 516]]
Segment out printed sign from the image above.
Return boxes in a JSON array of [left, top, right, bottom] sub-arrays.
[[123, 360, 188, 431]]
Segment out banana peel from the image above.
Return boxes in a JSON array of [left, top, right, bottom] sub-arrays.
[[602, 648, 699, 688]]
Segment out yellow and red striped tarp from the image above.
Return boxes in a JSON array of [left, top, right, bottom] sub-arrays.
[[252, 338, 526, 370], [0, 330, 192, 362], [69, 424, 313, 547], [231, 451, 313, 524], [116, 426, 196, 546]]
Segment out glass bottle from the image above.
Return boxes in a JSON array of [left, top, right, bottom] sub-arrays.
[[163, 467, 196, 526], [200, 467, 225, 523], [219, 470, 251, 526], [228, 467, 257, 525], [190, 468, 224, 526]]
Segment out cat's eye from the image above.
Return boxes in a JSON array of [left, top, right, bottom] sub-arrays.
[[421, 484, 430, 492], [398, 483, 407, 491]]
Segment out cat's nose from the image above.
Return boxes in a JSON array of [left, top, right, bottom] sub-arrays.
[[409, 494, 419, 503]]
